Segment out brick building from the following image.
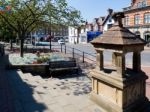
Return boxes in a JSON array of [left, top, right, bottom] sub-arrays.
[[123, 0, 150, 42]]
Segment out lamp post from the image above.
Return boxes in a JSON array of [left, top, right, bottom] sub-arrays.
[[47, 1, 52, 52]]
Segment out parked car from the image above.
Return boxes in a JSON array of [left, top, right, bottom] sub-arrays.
[[58, 39, 65, 44]]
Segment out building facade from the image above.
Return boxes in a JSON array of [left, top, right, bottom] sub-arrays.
[[79, 9, 114, 43], [123, 0, 150, 42], [31, 25, 68, 42]]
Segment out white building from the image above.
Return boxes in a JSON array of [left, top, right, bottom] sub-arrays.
[[68, 27, 78, 44]]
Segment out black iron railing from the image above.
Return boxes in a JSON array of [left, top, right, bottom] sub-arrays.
[[24, 44, 96, 64]]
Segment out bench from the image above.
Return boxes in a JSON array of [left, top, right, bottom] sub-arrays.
[[49, 59, 78, 76]]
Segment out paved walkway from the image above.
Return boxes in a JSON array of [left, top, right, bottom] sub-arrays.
[[0, 55, 16, 112], [0, 54, 150, 112], [6, 70, 105, 112]]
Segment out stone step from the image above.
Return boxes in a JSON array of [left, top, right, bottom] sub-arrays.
[[17, 70, 34, 80], [17, 71, 46, 85]]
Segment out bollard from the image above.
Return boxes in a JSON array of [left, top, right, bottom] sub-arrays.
[[65, 45, 66, 54], [83, 52, 84, 63], [61, 44, 62, 52], [72, 48, 74, 58]]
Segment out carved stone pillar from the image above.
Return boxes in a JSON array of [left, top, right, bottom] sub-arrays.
[[96, 50, 103, 70], [115, 53, 125, 77], [133, 52, 141, 72], [112, 52, 117, 66]]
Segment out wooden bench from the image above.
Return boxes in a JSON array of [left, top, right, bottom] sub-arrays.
[[49, 59, 78, 76]]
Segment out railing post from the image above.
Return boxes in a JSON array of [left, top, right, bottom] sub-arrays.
[[61, 44, 62, 52], [65, 45, 66, 54], [72, 48, 74, 58], [83, 52, 84, 63]]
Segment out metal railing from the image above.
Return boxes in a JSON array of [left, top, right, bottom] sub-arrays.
[[60, 44, 96, 64], [23, 44, 96, 64]]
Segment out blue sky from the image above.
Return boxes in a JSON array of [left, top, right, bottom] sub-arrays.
[[67, 0, 131, 22]]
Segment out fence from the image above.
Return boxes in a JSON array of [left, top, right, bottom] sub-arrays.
[[24, 44, 96, 65], [60, 44, 96, 64]]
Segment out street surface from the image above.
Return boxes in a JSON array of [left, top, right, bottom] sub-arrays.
[[23, 42, 150, 66], [65, 43, 150, 67]]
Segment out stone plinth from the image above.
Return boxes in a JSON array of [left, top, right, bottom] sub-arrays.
[[90, 68, 148, 112]]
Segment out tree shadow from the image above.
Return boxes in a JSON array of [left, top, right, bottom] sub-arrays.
[[6, 70, 48, 112], [48, 72, 92, 96], [5, 54, 48, 112]]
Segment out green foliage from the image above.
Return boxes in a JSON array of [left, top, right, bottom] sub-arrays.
[[0, 0, 83, 57], [37, 56, 49, 63]]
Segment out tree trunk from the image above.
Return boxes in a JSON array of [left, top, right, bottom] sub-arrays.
[[20, 37, 24, 57], [10, 39, 13, 50], [16, 33, 19, 45]]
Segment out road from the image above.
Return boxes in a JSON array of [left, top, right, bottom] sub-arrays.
[[65, 43, 150, 67], [23, 42, 150, 66]]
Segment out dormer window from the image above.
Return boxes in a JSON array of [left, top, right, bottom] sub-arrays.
[[137, 0, 147, 8], [142, 0, 147, 7]]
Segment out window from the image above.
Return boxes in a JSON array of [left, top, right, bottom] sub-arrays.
[[109, 18, 112, 22], [137, 0, 147, 8], [134, 14, 140, 25], [137, 2, 142, 8], [142, 0, 147, 7], [144, 13, 150, 24], [144, 32, 150, 42], [124, 16, 129, 26]]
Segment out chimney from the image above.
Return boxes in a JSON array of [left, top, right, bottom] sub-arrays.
[[107, 8, 113, 15]]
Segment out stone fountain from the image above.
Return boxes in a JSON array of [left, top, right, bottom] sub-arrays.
[[90, 12, 149, 112]]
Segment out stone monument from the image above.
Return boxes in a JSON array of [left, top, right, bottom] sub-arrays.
[[90, 12, 149, 112]]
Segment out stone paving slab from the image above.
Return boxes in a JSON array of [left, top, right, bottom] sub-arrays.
[[5, 68, 150, 112], [1, 53, 150, 112], [0, 55, 16, 112]]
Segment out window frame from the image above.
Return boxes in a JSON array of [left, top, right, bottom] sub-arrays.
[[144, 13, 150, 24], [124, 16, 130, 26], [134, 14, 140, 25]]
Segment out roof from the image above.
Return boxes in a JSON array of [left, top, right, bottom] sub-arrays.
[[91, 12, 146, 46], [102, 9, 113, 26]]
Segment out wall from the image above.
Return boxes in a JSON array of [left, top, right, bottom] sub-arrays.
[[125, 10, 150, 26]]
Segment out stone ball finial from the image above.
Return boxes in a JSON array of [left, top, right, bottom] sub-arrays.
[[112, 12, 125, 27]]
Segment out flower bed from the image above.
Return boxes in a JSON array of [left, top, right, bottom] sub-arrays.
[[9, 52, 66, 65]]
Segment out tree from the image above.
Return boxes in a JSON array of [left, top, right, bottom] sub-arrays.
[[0, 0, 45, 57], [0, 0, 83, 57]]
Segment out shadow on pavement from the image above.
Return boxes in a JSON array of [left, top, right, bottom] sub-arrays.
[[4, 55, 48, 112], [7, 70, 48, 112]]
